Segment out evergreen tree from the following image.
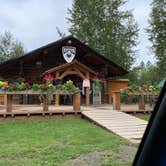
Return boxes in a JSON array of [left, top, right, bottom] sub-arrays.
[[128, 61, 160, 85], [67, 0, 138, 70], [147, 0, 166, 78], [0, 31, 25, 62]]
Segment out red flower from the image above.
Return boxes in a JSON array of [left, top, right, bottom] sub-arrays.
[[24, 82, 30, 87], [99, 77, 107, 82], [43, 74, 55, 81]]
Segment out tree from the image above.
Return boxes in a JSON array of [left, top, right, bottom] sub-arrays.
[[56, 27, 66, 38], [128, 61, 160, 85], [0, 31, 25, 62], [147, 0, 166, 78], [67, 0, 138, 70]]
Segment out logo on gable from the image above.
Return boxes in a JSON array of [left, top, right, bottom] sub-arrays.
[[62, 46, 76, 63]]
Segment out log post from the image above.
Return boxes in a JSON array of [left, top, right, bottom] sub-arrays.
[[55, 94, 60, 106], [0, 95, 5, 105], [108, 94, 112, 104], [138, 94, 145, 110], [112, 91, 121, 110], [108, 83, 112, 104], [43, 97, 49, 111], [127, 95, 131, 104], [85, 87, 90, 106], [5, 94, 12, 112], [55, 71, 60, 106], [85, 72, 90, 106], [73, 92, 80, 111]]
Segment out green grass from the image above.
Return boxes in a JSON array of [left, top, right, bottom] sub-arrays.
[[0, 119, 132, 166], [135, 114, 151, 121]]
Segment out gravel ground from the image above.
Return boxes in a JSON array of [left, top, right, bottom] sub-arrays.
[[64, 145, 137, 166]]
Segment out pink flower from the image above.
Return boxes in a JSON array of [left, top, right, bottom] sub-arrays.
[[16, 77, 25, 82], [100, 77, 107, 81], [43, 74, 55, 81]]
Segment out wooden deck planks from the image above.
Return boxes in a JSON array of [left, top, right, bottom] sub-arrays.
[[0, 105, 81, 117], [82, 109, 148, 143]]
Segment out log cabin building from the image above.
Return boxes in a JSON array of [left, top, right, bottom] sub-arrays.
[[0, 36, 128, 105]]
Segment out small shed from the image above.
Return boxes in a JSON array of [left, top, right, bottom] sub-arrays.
[[108, 79, 129, 103]]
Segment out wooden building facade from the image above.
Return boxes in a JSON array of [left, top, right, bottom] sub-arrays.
[[0, 36, 128, 105]]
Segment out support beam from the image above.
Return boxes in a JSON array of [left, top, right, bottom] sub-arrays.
[[85, 87, 90, 106], [112, 91, 121, 110], [0, 95, 5, 105], [108, 94, 112, 104], [5, 94, 12, 112], [55, 94, 60, 106], [138, 95, 145, 110], [43, 96, 49, 111], [73, 92, 81, 111], [56, 71, 59, 79]]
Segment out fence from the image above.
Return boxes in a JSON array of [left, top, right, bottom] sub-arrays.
[[112, 91, 158, 113]]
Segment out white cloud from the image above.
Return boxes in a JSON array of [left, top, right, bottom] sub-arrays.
[[123, 0, 155, 65], [0, 0, 72, 50]]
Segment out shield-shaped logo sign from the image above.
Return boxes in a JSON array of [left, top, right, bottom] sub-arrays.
[[62, 46, 76, 63]]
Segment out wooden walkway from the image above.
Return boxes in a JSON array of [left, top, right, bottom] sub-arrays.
[[82, 107, 148, 143]]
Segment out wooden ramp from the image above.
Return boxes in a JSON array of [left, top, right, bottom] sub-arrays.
[[82, 108, 148, 143]]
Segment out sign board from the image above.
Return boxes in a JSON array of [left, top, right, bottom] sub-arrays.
[[62, 46, 76, 63], [92, 83, 101, 104]]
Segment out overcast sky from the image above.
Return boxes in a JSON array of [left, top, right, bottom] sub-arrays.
[[0, 0, 155, 66]]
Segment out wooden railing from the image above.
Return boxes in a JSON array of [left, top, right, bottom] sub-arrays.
[[0, 91, 81, 112], [112, 91, 158, 111], [0, 94, 5, 104]]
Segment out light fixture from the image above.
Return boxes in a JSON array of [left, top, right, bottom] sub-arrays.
[[36, 61, 42, 66], [68, 40, 72, 44]]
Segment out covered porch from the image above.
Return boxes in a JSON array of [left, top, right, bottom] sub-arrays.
[[42, 60, 97, 106]]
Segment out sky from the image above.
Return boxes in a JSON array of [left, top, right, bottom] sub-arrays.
[[0, 0, 155, 66]]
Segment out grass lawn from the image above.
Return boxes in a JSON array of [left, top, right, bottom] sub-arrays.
[[135, 114, 151, 121], [0, 118, 135, 166]]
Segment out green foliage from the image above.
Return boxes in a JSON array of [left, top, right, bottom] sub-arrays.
[[68, 0, 139, 70], [31, 83, 54, 102], [135, 114, 151, 121], [127, 61, 161, 85], [13, 82, 30, 91], [56, 80, 79, 93], [0, 31, 25, 62], [0, 119, 131, 165], [93, 79, 101, 88], [31, 83, 42, 91], [120, 84, 160, 95], [147, 0, 166, 78]]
